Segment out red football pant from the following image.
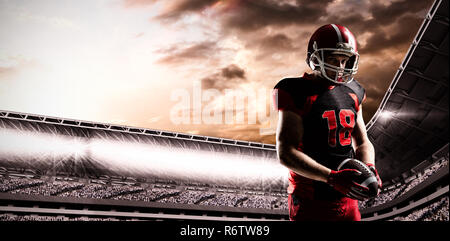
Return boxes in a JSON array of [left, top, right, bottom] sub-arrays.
[[288, 194, 361, 221]]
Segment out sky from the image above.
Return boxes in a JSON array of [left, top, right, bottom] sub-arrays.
[[0, 0, 434, 144]]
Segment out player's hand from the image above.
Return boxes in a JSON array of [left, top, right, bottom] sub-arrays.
[[327, 169, 370, 201], [367, 163, 382, 195]]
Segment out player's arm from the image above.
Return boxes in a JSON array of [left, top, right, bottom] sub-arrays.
[[352, 104, 382, 192], [352, 105, 375, 167], [275, 110, 331, 183]]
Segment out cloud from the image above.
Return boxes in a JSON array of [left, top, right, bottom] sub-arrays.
[[245, 32, 306, 65], [368, 0, 433, 25], [154, 0, 217, 21], [0, 56, 37, 80], [357, 56, 403, 122], [221, 64, 246, 79], [154, 41, 219, 66], [216, 0, 333, 32], [361, 14, 424, 55], [145, 0, 433, 67], [122, 0, 158, 8], [324, 0, 434, 55], [144, 0, 332, 31], [122, 0, 435, 143], [202, 64, 247, 90], [250, 33, 301, 56]]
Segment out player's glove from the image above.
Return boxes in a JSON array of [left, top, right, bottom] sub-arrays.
[[366, 163, 382, 195], [327, 169, 370, 201]]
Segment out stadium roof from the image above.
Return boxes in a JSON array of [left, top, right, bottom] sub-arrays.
[[366, 0, 449, 183], [0, 110, 276, 151]]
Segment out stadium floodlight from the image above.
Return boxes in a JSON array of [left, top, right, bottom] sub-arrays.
[[88, 138, 288, 186], [0, 126, 288, 187], [0, 128, 88, 167], [379, 110, 394, 120]]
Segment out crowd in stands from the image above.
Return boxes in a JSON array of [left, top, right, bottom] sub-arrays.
[[199, 193, 249, 207], [157, 190, 215, 205], [10, 180, 84, 196], [237, 195, 278, 209], [359, 156, 448, 210], [0, 214, 123, 221], [0, 178, 45, 193], [390, 195, 449, 221], [0, 173, 288, 212], [112, 187, 181, 202], [59, 184, 145, 199], [0, 149, 446, 221]]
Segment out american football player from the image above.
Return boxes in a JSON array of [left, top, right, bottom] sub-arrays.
[[273, 24, 382, 221]]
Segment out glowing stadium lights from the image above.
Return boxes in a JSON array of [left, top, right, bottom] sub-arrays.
[[0, 128, 88, 162], [88, 138, 288, 186], [379, 110, 394, 120], [0, 118, 288, 187]]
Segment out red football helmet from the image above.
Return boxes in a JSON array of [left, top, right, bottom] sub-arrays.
[[306, 24, 359, 84]]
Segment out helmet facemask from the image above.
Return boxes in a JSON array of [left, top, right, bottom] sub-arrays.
[[308, 41, 359, 84]]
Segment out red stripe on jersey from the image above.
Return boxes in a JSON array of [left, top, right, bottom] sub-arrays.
[[297, 142, 304, 151], [302, 95, 318, 116], [348, 93, 359, 112]]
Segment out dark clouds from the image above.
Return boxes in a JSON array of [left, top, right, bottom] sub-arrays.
[[154, 0, 216, 21], [124, 0, 435, 143], [250, 33, 304, 64], [202, 64, 247, 90], [155, 41, 218, 65], [357, 55, 403, 122], [253, 33, 300, 53], [361, 14, 425, 55], [146, 0, 332, 30], [130, 0, 434, 57], [217, 0, 333, 32], [147, 0, 432, 36], [147, 0, 433, 64], [221, 64, 245, 79], [324, 0, 433, 54], [369, 0, 432, 25]]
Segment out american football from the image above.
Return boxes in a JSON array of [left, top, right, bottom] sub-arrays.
[[337, 158, 379, 197]]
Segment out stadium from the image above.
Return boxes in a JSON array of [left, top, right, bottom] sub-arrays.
[[0, 0, 448, 222]]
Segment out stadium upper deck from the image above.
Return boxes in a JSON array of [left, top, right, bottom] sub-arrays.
[[365, 0, 448, 184]]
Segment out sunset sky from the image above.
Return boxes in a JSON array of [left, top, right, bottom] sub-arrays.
[[0, 0, 434, 144]]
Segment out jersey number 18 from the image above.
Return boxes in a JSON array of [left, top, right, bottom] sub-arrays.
[[322, 109, 355, 147]]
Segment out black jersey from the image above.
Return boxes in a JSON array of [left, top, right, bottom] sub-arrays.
[[273, 73, 366, 200]]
